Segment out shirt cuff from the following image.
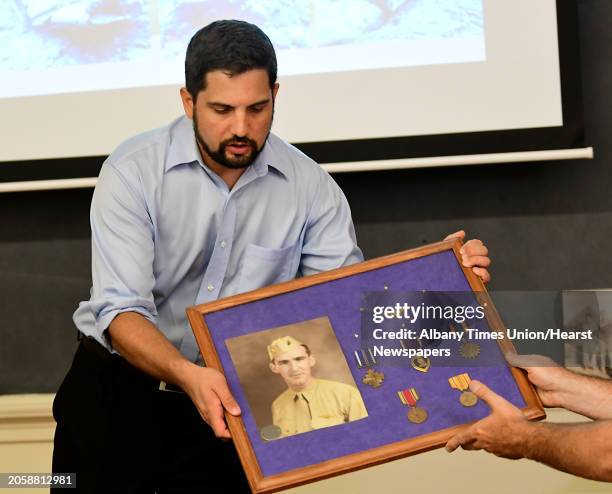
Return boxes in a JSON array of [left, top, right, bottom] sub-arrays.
[[95, 302, 158, 352]]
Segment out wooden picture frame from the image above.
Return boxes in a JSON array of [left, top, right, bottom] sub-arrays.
[[186, 239, 544, 493]]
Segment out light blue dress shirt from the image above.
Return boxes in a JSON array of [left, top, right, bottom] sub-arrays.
[[73, 116, 363, 361]]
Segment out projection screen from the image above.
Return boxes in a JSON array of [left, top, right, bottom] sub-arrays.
[[0, 0, 590, 190]]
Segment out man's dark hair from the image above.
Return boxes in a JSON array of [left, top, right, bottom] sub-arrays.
[[185, 20, 277, 100]]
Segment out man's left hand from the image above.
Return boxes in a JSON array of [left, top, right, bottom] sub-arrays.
[[445, 380, 530, 459], [444, 230, 491, 283]]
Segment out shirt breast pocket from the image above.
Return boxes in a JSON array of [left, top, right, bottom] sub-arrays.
[[311, 415, 345, 429], [237, 242, 297, 293]]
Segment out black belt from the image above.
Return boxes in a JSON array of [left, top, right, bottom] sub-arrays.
[[81, 335, 185, 393]]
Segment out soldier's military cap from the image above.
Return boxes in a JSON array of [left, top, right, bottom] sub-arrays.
[[267, 335, 304, 361]]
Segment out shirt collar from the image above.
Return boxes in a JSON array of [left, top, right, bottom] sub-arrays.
[[250, 133, 289, 179], [296, 378, 319, 402], [165, 116, 289, 179], [165, 116, 201, 172]]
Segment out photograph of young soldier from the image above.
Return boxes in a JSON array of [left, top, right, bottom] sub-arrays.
[[268, 335, 368, 438], [225, 316, 368, 440]]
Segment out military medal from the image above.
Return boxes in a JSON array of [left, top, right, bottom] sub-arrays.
[[354, 348, 385, 388], [448, 372, 478, 407], [451, 322, 481, 359], [260, 424, 282, 441], [400, 339, 430, 372], [362, 368, 385, 388], [397, 387, 428, 423], [459, 342, 480, 359]]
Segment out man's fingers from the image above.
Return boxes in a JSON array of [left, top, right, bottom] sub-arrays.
[[444, 234, 492, 283], [471, 267, 491, 283], [461, 239, 488, 257], [457, 239, 491, 283], [461, 255, 491, 268], [469, 380, 512, 411], [206, 395, 231, 439], [212, 374, 240, 415], [445, 434, 463, 452], [194, 391, 230, 439], [444, 230, 466, 241], [459, 440, 479, 451], [446, 428, 474, 452], [505, 352, 556, 369], [505, 352, 533, 369], [212, 379, 241, 416]]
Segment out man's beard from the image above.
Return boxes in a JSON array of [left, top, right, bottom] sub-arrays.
[[193, 113, 269, 170]]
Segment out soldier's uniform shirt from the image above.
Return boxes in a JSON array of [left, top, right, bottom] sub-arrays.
[[271, 378, 368, 436]]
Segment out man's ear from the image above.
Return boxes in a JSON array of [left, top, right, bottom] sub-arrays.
[[308, 355, 316, 368], [272, 82, 279, 100], [180, 87, 194, 119], [269, 361, 280, 374]]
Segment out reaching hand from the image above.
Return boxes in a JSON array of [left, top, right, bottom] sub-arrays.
[[505, 353, 569, 408], [444, 230, 491, 283], [445, 380, 530, 459]]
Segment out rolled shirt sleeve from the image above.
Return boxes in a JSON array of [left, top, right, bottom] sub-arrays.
[[85, 162, 158, 343]]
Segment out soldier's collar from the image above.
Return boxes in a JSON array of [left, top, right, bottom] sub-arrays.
[[295, 378, 319, 401]]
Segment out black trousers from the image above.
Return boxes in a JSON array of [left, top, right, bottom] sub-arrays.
[[52, 338, 250, 494]]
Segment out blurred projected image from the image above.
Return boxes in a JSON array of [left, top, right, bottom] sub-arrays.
[[0, 0, 483, 96], [0, 0, 151, 69], [563, 291, 612, 379], [160, 0, 484, 57]]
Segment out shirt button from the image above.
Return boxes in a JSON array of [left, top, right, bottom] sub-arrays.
[[220, 240, 227, 248], [207, 284, 214, 292]]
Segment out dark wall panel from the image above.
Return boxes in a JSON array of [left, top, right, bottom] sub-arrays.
[[0, 190, 93, 393]]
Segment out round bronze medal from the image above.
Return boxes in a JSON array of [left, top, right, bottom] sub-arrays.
[[260, 424, 282, 441], [460, 390, 478, 407], [459, 342, 481, 359], [407, 406, 428, 424]]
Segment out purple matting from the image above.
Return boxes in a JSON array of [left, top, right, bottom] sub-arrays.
[[203, 250, 525, 477]]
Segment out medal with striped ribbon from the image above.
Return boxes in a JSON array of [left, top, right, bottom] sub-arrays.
[[397, 387, 428, 423], [448, 372, 478, 407], [354, 348, 385, 388]]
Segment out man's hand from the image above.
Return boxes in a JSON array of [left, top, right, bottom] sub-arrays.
[[505, 352, 612, 420], [108, 312, 242, 439], [444, 230, 491, 283], [445, 380, 530, 459], [181, 365, 241, 439], [180, 365, 241, 440], [505, 353, 569, 408], [446, 379, 612, 481]]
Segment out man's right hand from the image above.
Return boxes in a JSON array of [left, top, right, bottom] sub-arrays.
[[180, 364, 242, 439], [108, 312, 242, 439]]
